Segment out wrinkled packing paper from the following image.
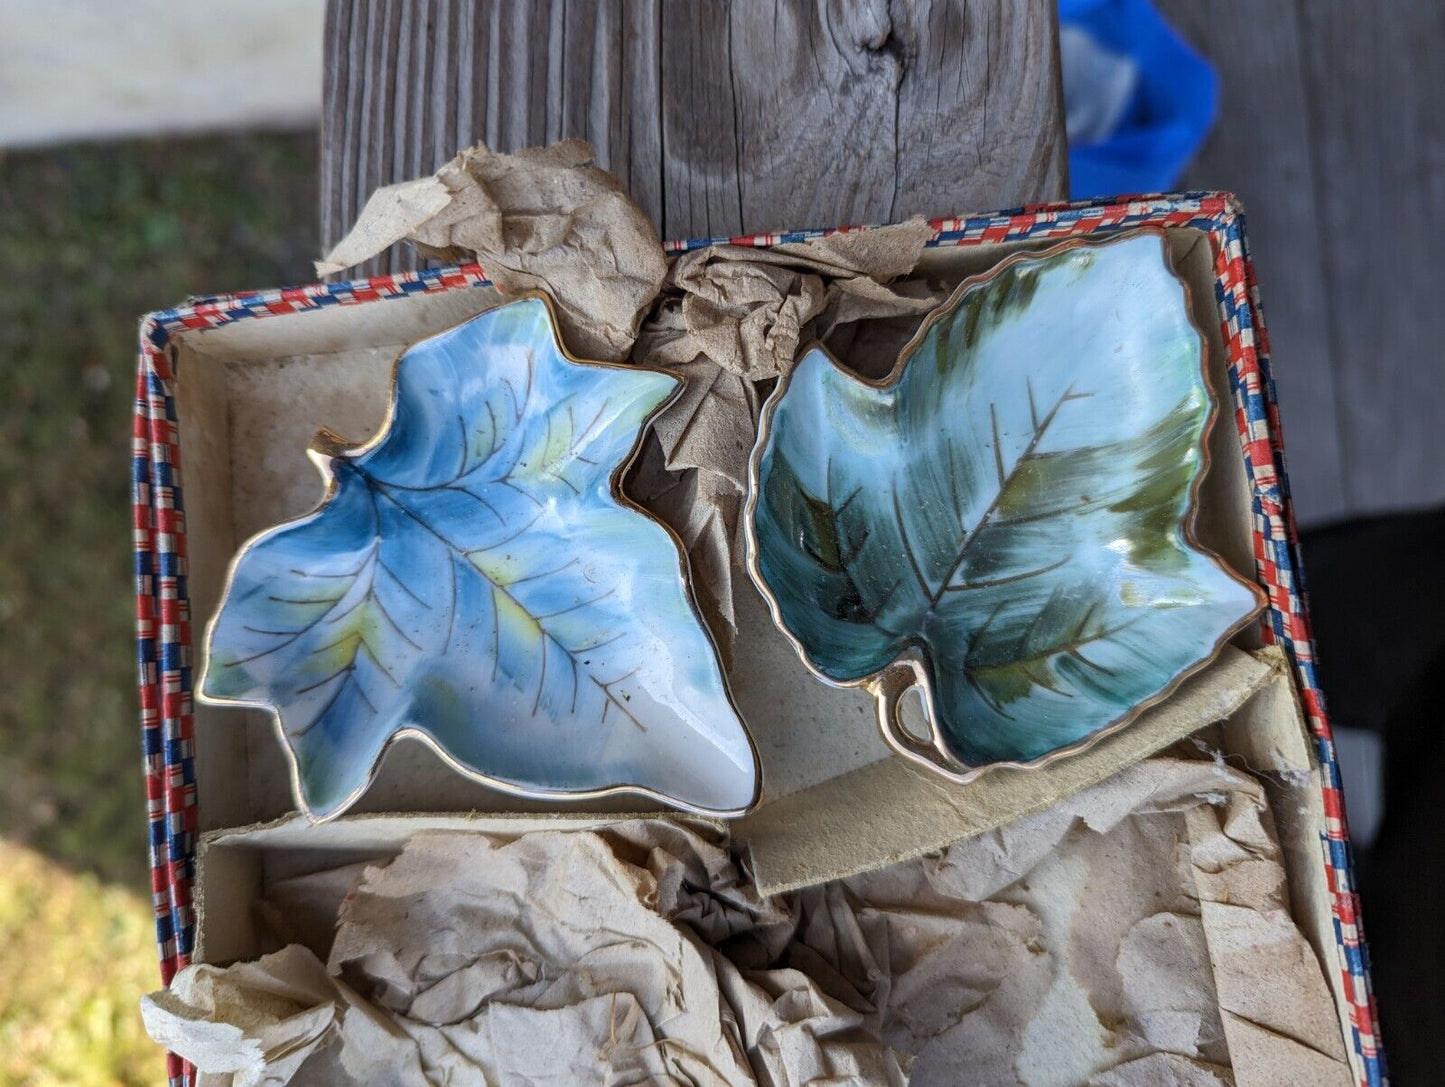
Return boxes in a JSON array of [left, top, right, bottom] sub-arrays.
[[318, 140, 668, 365], [245, 143, 1353, 1085], [144, 757, 1349, 1087]]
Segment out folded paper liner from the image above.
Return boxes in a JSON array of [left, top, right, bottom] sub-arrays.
[[150, 144, 1355, 1085]]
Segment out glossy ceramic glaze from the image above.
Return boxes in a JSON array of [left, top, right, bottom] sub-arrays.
[[200, 295, 759, 820], [746, 231, 1264, 779]]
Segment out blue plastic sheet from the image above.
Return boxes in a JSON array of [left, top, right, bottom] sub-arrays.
[[1058, 0, 1218, 198]]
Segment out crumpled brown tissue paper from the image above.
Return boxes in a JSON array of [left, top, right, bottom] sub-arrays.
[[143, 758, 1349, 1087], [316, 140, 667, 363], [147, 824, 908, 1087], [629, 219, 942, 662]]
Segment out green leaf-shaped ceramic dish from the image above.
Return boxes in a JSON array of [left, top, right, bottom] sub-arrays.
[[746, 230, 1265, 781], [199, 294, 759, 820]]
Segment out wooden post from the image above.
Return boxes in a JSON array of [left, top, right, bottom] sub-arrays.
[[322, 0, 1068, 274]]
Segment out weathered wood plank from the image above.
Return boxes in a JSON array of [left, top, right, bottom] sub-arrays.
[[1156, 0, 1348, 526], [1296, 0, 1445, 518], [893, 1, 1064, 221], [322, 0, 1067, 272]]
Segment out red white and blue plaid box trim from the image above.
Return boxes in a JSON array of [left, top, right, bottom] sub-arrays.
[[134, 193, 1384, 1087]]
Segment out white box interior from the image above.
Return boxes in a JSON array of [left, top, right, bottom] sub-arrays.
[[167, 230, 1357, 1071]]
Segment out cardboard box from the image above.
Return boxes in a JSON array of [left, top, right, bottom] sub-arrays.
[[133, 193, 1383, 1085]]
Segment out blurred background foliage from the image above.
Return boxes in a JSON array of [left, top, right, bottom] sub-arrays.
[[0, 133, 318, 1085]]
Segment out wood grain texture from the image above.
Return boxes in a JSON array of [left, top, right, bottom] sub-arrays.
[[1296, 0, 1445, 519], [321, 0, 1067, 272], [1157, 0, 1348, 525]]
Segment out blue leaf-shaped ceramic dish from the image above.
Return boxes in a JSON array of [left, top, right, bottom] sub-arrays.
[[199, 294, 760, 820], [746, 230, 1265, 781]]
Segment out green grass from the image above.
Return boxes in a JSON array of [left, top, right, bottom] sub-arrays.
[[0, 132, 320, 1083], [0, 134, 319, 886], [0, 842, 164, 1086]]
